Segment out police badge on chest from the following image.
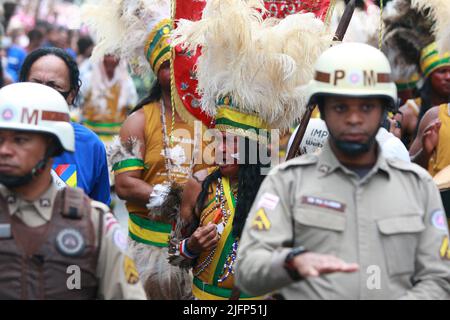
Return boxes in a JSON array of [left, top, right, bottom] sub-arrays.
[[55, 228, 85, 257]]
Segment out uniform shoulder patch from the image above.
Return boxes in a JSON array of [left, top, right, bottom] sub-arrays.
[[431, 210, 449, 232], [104, 212, 120, 234], [439, 236, 450, 260], [113, 228, 128, 252], [124, 255, 140, 285], [251, 208, 271, 231]]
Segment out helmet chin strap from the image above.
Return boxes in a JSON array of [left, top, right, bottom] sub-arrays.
[[0, 146, 53, 189]]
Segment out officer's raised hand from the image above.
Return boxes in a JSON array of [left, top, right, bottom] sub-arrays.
[[285, 251, 359, 279]]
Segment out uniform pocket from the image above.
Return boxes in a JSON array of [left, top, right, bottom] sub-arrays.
[[295, 209, 345, 231], [293, 208, 346, 254], [377, 215, 425, 276]]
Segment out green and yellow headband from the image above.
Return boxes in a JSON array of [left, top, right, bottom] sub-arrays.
[[145, 19, 172, 74], [420, 42, 450, 79], [215, 96, 270, 145], [396, 73, 420, 91]]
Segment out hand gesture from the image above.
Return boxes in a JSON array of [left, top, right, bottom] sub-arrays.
[[422, 120, 441, 156], [187, 222, 219, 255], [292, 252, 359, 278]]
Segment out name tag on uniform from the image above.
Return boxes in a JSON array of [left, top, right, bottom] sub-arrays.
[[0, 224, 12, 239], [301, 196, 346, 213]]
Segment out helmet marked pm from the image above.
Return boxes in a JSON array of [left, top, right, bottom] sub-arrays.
[[306, 42, 398, 112], [0, 82, 74, 155]]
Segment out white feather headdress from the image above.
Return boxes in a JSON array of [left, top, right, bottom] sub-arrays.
[[411, 0, 450, 54], [82, 0, 171, 75], [379, 0, 434, 83], [172, 0, 333, 132]]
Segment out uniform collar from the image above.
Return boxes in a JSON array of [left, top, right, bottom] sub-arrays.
[[317, 140, 391, 180], [0, 182, 58, 223]]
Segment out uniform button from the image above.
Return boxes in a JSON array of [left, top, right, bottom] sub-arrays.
[[39, 199, 51, 208]]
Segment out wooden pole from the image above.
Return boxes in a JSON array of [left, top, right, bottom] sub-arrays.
[[286, 0, 357, 161]]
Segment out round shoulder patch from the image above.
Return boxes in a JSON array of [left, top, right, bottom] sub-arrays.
[[56, 228, 85, 257], [431, 210, 448, 232], [113, 228, 128, 253]]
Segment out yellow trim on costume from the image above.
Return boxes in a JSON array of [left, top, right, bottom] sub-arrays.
[[204, 177, 235, 284], [222, 177, 236, 213], [192, 283, 264, 300], [217, 107, 269, 130], [324, 0, 337, 26], [128, 217, 171, 245], [153, 51, 171, 75], [144, 18, 172, 74], [214, 125, 269, 145], [420, 42, 450, 78], [114, 166, 144, 175]]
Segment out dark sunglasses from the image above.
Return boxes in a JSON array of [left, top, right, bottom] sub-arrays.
[[30, 80, 71, 100]]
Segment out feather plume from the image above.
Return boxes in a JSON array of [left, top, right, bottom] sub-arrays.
[[172, 0, 333, 130], [82, 0, 170, 75], [107, 136, 143, 166], [411, 0, 450, 54], [375, 0, 434, 81], [81, 0, 125, 59]]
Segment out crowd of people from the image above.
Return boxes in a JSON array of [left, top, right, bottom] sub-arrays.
[[0, 0, 449, 300]]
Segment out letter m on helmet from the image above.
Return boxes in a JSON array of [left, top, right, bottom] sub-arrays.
[[21, 108, 39, 125]]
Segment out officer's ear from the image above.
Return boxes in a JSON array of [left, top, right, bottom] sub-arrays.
[[45, 134, 64, 158]]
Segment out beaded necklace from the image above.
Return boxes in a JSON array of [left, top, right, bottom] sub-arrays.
[[160, 100, 200, 183], [218, 240, 239, 283], [194, 177, 237, 277]]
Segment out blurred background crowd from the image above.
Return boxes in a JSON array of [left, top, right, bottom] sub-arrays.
[[0, 0, 152, 105]]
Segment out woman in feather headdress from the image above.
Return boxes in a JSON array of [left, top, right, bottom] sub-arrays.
[[82, 0, 210, 299], [167, 0, 333, 300]]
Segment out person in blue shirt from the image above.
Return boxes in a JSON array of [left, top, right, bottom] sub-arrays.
[[19, 47, 111, 205], [6, 43, 26, 82]]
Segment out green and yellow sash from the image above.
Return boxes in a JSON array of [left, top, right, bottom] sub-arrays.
[[128, 213, 171, 247], [192, 177, 263, 300]]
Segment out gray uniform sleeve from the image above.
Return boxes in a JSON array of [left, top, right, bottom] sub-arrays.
[[399, 178, 450, 300], [235, 170, 297, 296]]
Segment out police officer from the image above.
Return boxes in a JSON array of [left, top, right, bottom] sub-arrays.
[[0, 82, 146, 299], [235, 43, 450, 299]]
